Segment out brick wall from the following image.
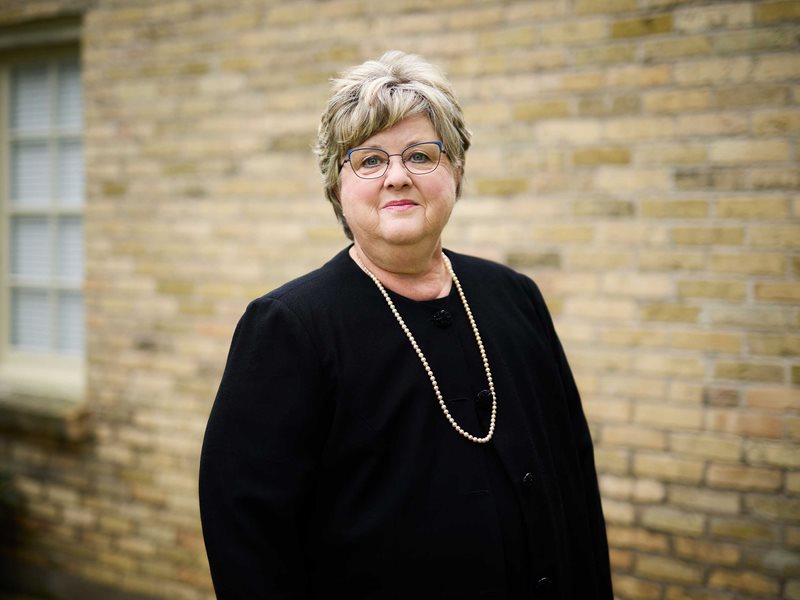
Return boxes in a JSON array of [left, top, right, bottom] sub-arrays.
[[0, 0, 798, 598]]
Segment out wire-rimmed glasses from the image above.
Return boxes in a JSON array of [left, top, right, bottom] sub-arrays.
[[341, 141, 446, 179]]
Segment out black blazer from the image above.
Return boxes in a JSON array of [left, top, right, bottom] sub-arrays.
[[199, 247, 612, 599]]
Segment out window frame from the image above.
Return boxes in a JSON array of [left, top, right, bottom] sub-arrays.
[[0, 40, 85, 411]]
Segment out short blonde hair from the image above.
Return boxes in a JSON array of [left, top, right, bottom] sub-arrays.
[[315, 51, 472, 240]]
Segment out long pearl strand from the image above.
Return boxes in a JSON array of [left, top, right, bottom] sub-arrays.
[[354, 251, 498, 444]]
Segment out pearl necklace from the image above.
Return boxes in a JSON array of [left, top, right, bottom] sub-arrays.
[[354, 251, 497, 444]]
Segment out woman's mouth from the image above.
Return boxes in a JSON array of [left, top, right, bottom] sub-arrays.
[[383, 200, 418, 211]]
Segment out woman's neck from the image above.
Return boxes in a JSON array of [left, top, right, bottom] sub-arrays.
[[350, 241, 452, 301]]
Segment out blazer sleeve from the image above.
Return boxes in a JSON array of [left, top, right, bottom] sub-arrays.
[[199, 296, 330, 599], [525, 277, 614, 599]]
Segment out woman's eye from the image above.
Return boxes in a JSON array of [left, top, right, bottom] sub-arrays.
[[408, 151, 430, 163], [362, 155, 384, 168]]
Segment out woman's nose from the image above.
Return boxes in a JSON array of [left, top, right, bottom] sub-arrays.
[[383, 156, 412, 187]]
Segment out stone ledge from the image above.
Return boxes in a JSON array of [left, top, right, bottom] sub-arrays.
[[0, 391, 91, 443]]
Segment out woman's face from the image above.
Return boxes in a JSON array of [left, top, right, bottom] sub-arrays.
[[338, 114, 459, 252]]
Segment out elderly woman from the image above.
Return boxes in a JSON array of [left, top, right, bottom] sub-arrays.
[[199, 51, 612, 599]]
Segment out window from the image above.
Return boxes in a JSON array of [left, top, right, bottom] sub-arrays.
[[0, 44, 84, 405]]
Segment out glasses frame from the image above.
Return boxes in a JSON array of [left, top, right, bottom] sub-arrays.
[[340, 141, 446, 179]]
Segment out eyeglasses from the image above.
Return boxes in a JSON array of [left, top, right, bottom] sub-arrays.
[[340, 141, 446, 179]]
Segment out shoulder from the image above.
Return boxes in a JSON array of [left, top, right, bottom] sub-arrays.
[[247, 247, 357, 315], [445, 249, 542, 299]]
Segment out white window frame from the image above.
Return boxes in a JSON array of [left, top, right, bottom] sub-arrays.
[[0, 39, 84, 405]]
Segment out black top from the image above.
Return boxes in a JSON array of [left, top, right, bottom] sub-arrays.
[[199, 247, 613, 599]]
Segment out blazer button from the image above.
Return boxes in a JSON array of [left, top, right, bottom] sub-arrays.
[[534, 576, 553, 597], [521, 472, 534, 488], [476, 389, 492, 408], [432, 309, 453, 328]]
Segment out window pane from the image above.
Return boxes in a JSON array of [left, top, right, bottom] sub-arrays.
[[57, 216, 83, 281], [11, 140, 50, 206], [11, 288, 51, 351], [58, 139, 84, 206], [11, 216, 51, 278], [57, 61, 82, 129], [10, 63, 50, 131], [58, 291, 84, 353]]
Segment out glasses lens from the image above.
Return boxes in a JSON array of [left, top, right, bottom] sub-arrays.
[[349, 149, 389, 179], [402, 142, 441, 174]]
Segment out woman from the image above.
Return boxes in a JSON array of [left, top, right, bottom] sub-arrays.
[[199, 51, 612, 599]]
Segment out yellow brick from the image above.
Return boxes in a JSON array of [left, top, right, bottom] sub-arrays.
[[711, 253, 785, 275], [641, 35, 712, 60], [611, 15, 672, 38], [709, 408, 784, 438], [595, 447, 631, 475], [535, 119, 603, 144], [575, 0, 637, 13], [639, 251, 705, 271], [594, 168, 671, 192], [756, 0, 800, 22], [572, 147, 631, 165], [675, 57, 752, 85], [511, 100, 569, 122], [568, 250, 632, 269], [573, 199, 635, 217], [463, 102, 510, 124], [676, 112, 749, 136], [641, 303, 700, 323], [756, 282, 800, 302], [539, 19, 609, 44], [478, 26, 536, 49], [751, 225, 800, 248], [716, 27, 800, 54], [641, 506, 705, 534], [573, 44, 637, 65], [644, 89, 710, 113], [670, 330, 742, 353], [634, 354, 705, 378], [641, 200, 709, 219], [716, 195, 788, 218], [583, 398, 632, 423], [605, 116, 674, 140], [601, 273, 672, 297], [532, 225, 595, 244], [710, 139, 790, 164], [746, 386, 800, 409], [606, 64, 672, 88], [708, 569, 780, 596], [638, 555, 704, 585], [674, 3, 754, 33], [672, 227, 744, 245], [608, 525, 669, 551], [676, 280, 746, 300], [636, 143, 707, 165], [707, 463, 782, 491], [671, 432, 741, 461], [603, 425, 667, 449], [715, 84, 791, 108], [474, 178, 528, 196], [747, 441, 800, 468], [446, 7, 504, 29], [754, 52, 800, 81], [674, 537, 740, 566], [669, 486, 740, 515], [754, 109, 800, 134], [715, 362, 784, 383], [635, 404, 704, 430], [710, 516, 777, 542], [668, 382, 704, 404], [612, 576, 660, 600], [566, 298, 637, 321], [711, 305, 794, 329], [601, 328, 669, 348]]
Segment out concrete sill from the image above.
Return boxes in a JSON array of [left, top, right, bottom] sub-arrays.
[[0, 391, 91, 443]]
